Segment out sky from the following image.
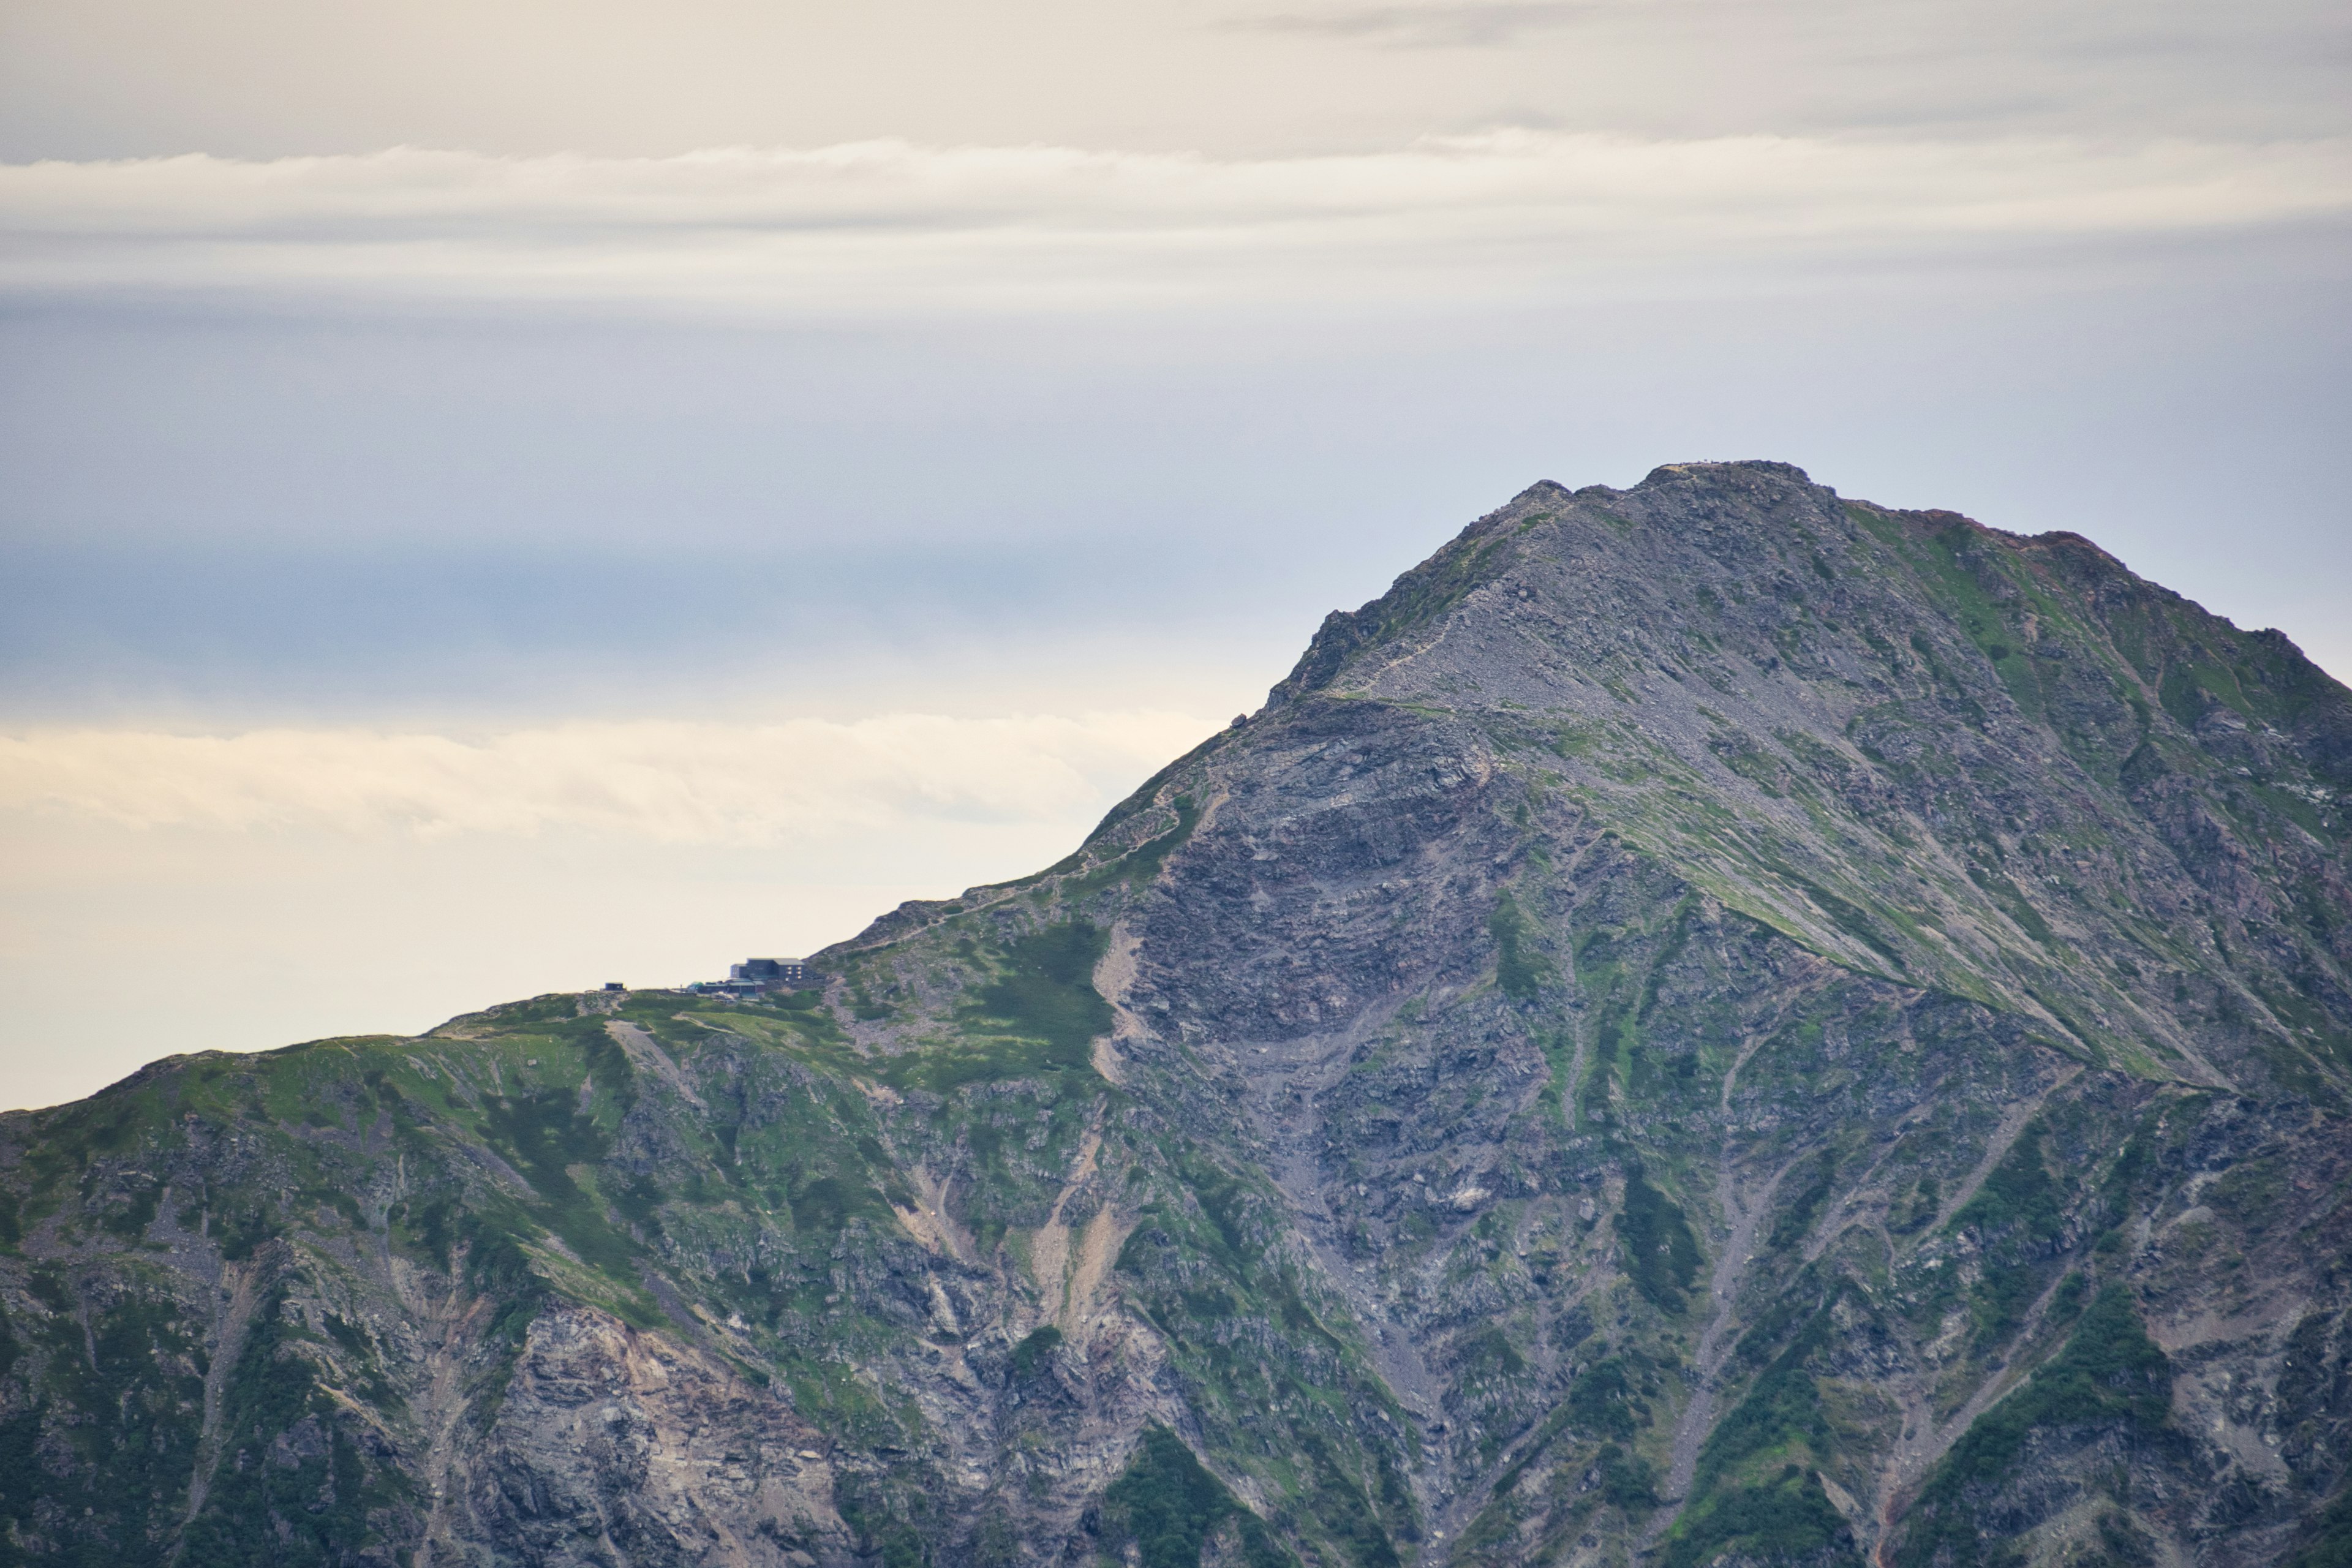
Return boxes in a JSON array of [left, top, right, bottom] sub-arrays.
[[1, 0, 2347, 1110]]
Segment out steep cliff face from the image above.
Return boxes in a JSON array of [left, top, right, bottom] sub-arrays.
[[4, 461, 2349, 1568]]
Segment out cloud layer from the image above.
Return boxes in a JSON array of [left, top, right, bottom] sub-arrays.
[[6, 132, 2345, 314], [0, 712, 1219, 844]]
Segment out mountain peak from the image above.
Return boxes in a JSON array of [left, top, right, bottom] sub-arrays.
[[1253, 461, 2346, 1090], [3, 465, 2346, 1568], [1636, 457, 1818, 488]]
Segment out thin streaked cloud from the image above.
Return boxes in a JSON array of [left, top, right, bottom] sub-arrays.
[[1235, 2, 1618, 47], [4, 132, 2343, 315], [0, 713, 1221, 845]]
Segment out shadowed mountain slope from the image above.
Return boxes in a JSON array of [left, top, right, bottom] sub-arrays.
[[4, 461, 2348, 1568]]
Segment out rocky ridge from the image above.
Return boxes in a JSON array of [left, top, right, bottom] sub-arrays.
[[2, 461, 2348, 1568]]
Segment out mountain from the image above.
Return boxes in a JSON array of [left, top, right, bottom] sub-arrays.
[[4, 460, 2350, 1568]]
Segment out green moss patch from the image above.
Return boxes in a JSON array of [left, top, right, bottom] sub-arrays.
[[1098, 1425, 1297, 1568], [1619, 1166, 1703, 1312]]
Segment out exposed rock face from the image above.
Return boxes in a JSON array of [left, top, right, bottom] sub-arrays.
[[2, 461, 2348, 1568]]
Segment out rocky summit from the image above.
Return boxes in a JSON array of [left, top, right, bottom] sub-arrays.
[[4, 460, 2350, 1568]]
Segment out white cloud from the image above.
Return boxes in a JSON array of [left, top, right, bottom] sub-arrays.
[[1237, 1, 1634, 47], [3, 132, 2343, 314], [0, 712, 1221, 844]]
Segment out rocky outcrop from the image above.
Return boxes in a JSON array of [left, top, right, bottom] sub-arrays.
[[439, 1308, 852, 1567]]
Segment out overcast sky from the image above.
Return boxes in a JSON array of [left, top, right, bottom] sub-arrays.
[[2, 0, 2347, 1109]]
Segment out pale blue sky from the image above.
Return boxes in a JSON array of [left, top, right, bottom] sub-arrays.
[[1, 0, 2346, 1108]]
